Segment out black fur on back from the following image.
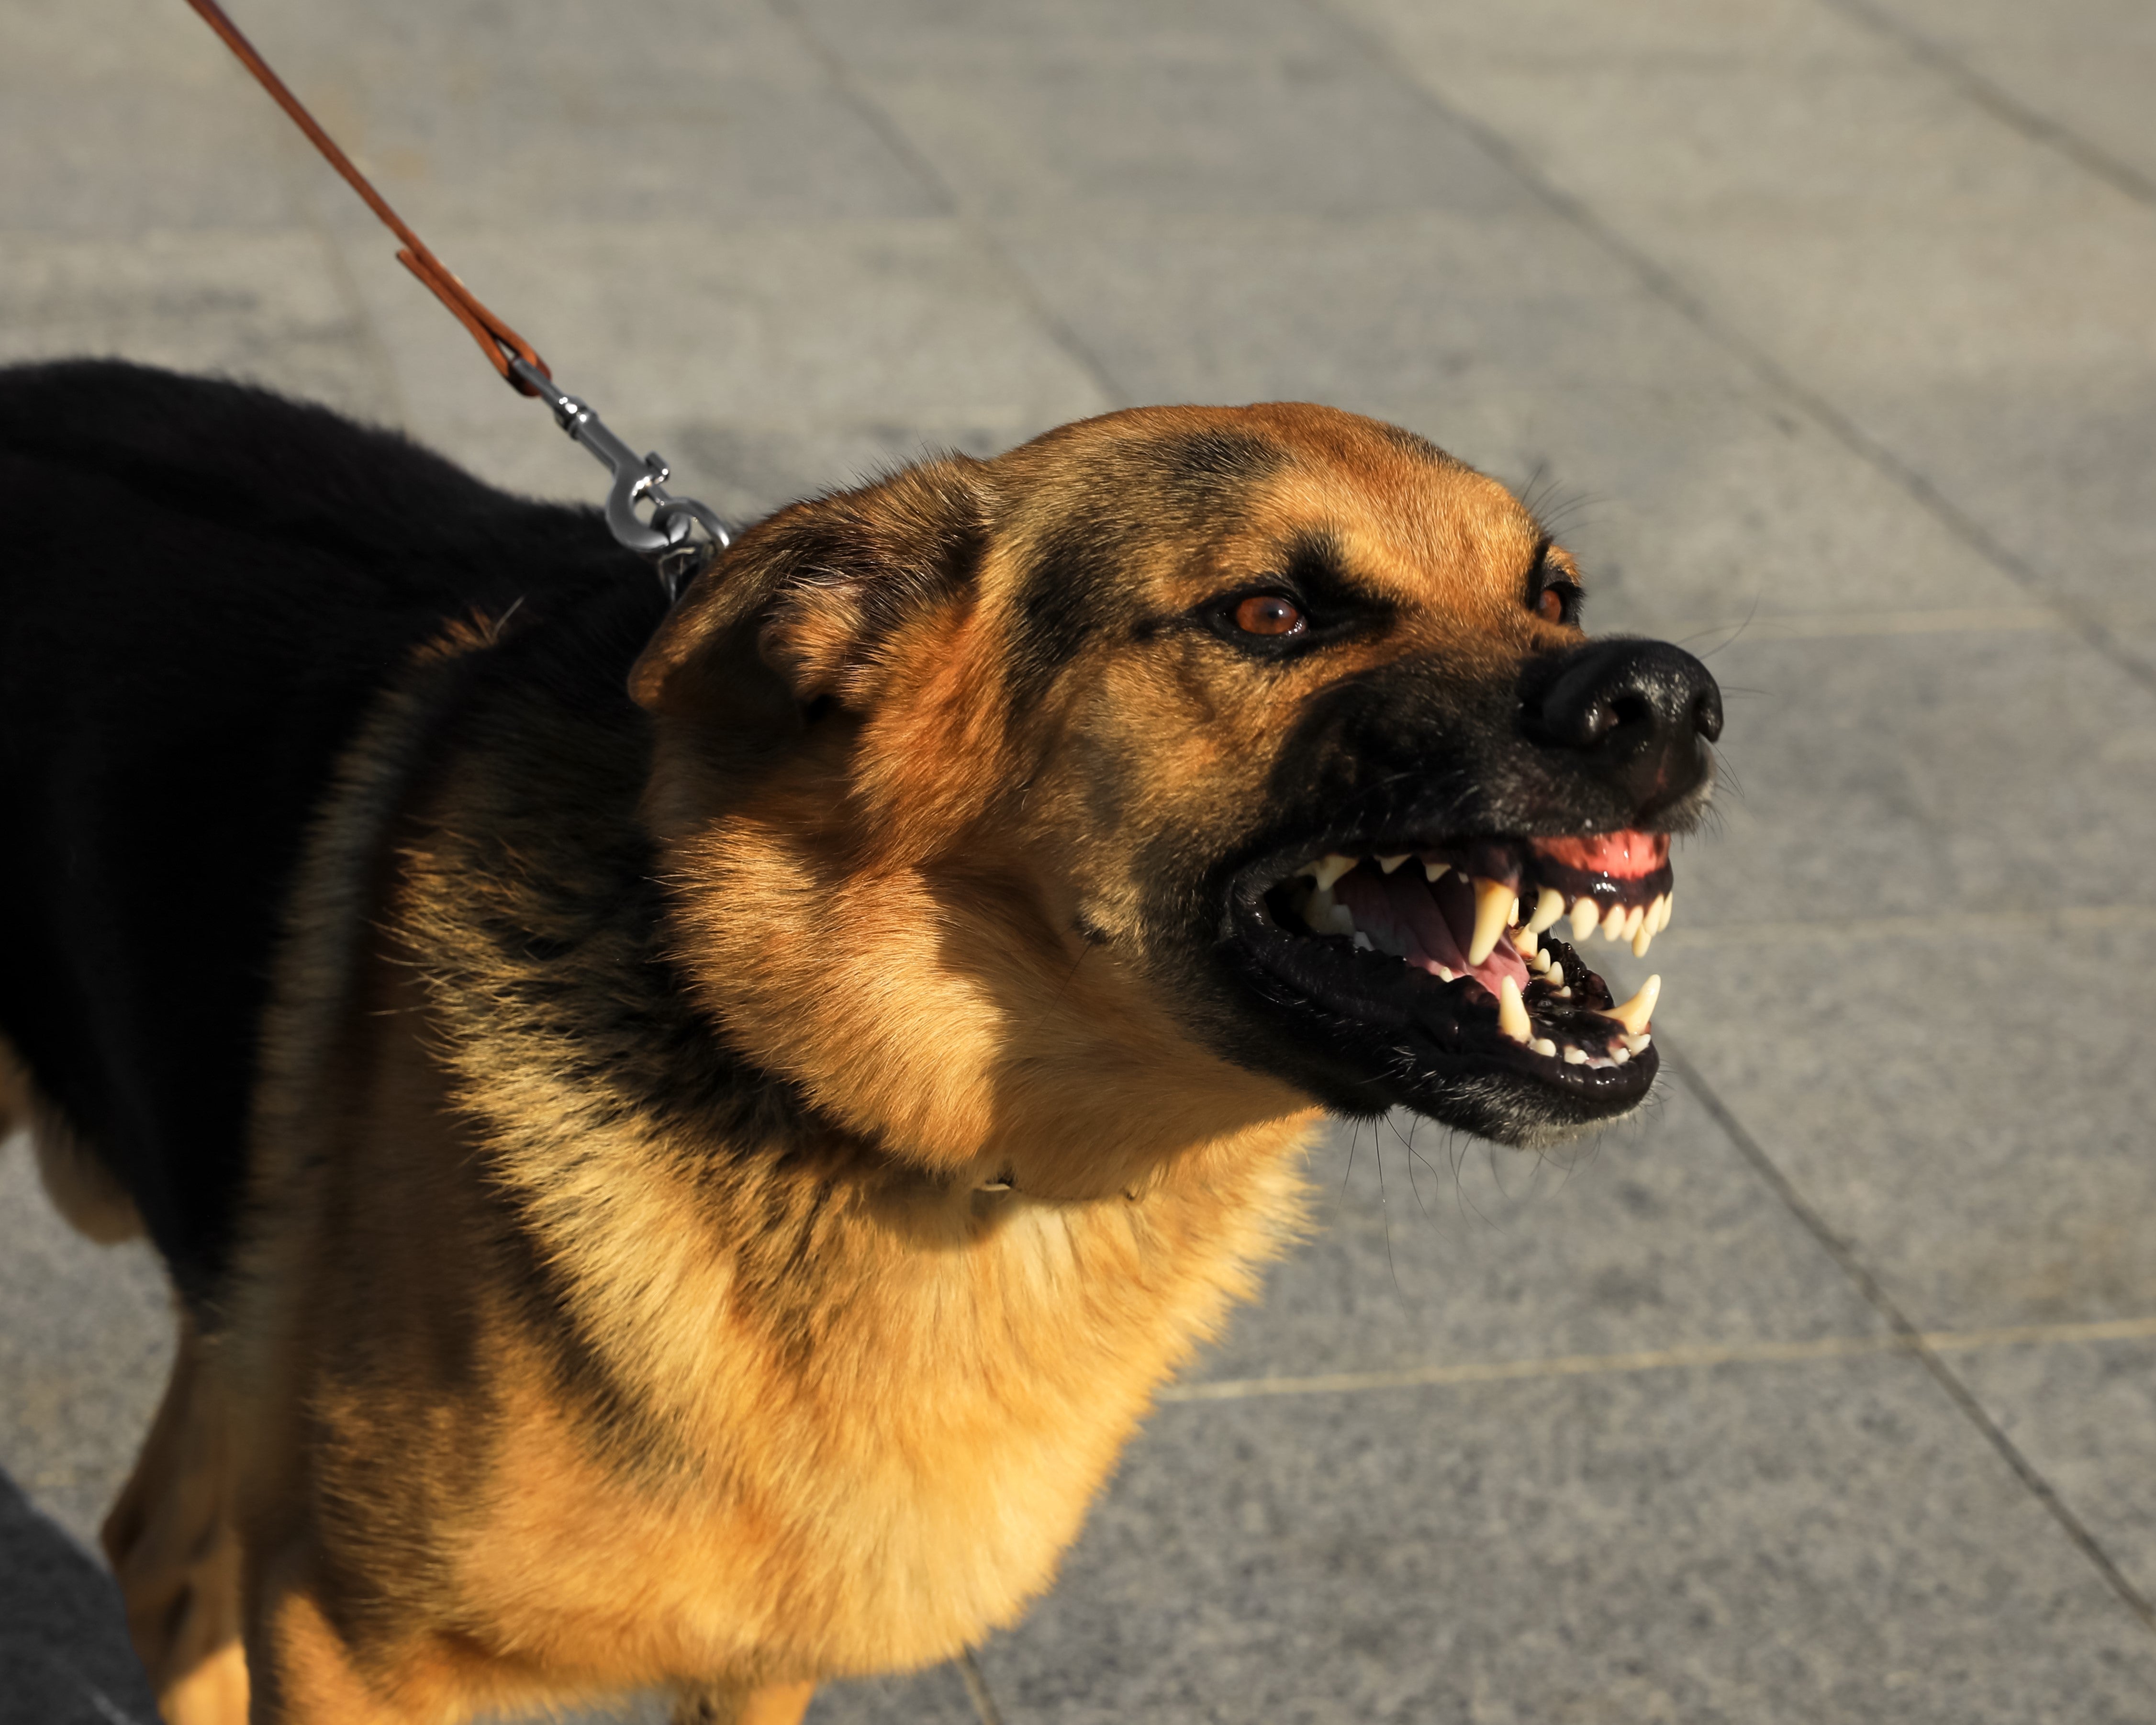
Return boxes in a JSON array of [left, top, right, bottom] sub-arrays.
[[0, 360, 668, 1306]]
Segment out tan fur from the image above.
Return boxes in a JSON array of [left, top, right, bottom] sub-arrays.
[[67, 403, 1586, 1721]]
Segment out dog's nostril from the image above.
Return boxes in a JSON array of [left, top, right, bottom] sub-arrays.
[[1608, 692, 1653, 736], [1691, 688, 1723, 743]]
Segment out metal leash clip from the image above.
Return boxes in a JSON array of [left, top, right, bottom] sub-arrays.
[[507, 356, 730, 600]]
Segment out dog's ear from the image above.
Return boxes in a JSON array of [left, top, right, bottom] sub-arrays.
[[628, 457, 989, 720]]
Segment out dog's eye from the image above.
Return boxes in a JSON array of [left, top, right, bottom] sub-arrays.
[[1532, 579, 1583, 627], [1234, 594, 1306, 637]]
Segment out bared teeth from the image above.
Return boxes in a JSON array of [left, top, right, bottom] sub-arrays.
[[1509, 927, 1540, 957], [1376, 853, 1408, 874], [1600, 903, 1627, 942], [1530, 1036, 1557, 1058], [1621, 904, 1645, 941], [1497, 976, 1532, 1043], [1302, 884, 1358, 938], [1424, 860, 1450, 883], [1597, 975, 1660, 1036], [1570, 896, 1600, 940], [1526, 886, 1565, 936], [1633, 892, 1672, 956], [1305, 853, 1357, 892], [1468, 877, 1515, 966], [1528, 946, 1552, 973]]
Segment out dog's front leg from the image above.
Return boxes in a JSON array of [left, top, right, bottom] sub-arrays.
[[669, 1680, 817, 1725], [102, 1311, 249, 1725], [243, 1541, 458, 1725]]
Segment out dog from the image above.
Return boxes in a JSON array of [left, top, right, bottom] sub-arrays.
[[0, 358, 1718, 1724]]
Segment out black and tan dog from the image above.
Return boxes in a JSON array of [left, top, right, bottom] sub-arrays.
[[0, 359, 1718, 1724]]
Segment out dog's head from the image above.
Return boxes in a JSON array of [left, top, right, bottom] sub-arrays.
[[631, 404, 1718, 1192]]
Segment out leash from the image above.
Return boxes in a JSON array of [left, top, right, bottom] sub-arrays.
[[182, 0, 728, 598]]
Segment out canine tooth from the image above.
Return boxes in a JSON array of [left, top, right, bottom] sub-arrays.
[[1352, 931, 1374, 951], [1600, 903, 1627, 942], [1307, 854, 1356, 892], [1468, 877, 1514, 965], [1377, 853, 1408, 874], [1598, 975, 1661, 1036], [1570, 896, 1600, 940], [1530, 1037, 1558, 1058], [1631, 923, 1655, 958], [1562, 1044, 1588, 1064], [1497, 976, 1532, 1043], [1526, 886, 1565, 936], [1424, 860, 1450, 883]]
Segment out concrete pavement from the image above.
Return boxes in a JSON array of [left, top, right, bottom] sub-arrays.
[[3, 0, 2154, 1719]]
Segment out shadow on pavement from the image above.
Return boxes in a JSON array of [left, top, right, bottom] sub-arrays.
[[0, 1467, 158, 1725]]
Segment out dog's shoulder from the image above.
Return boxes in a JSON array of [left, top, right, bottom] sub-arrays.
[[0, 360, 655, 1304]]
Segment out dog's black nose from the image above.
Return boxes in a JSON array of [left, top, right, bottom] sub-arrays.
[[1526, 638, 1721, 813]]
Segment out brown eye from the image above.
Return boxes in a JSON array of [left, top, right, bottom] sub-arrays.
[[1234, 594, 1305, 636], [1535, 586, 1566, 624]]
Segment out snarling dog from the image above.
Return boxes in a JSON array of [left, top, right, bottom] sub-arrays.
[[0, 360, 1718, 1724]]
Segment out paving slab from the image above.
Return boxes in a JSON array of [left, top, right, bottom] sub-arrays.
[[1640, 912, 2156, 1340], [1953, 1338, 2156, 1608], [0, 231, 396, 426], [333, 217, 1112, 499], [1339, 0, 2156, 665], [1661, 628, 2156, 929], [977, 1355, 2156, 1724], [1848, 0, 2156, 194], [0, 1139, 173, 1553], [1192, 1086, 1885, 1388]]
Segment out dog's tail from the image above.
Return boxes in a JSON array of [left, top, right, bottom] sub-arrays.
[[1, 1037, 145, 1244]]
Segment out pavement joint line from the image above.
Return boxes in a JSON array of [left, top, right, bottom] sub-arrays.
[[1666, 1042, 2156, 1635], [957, 1648, 1006, 1725], [1655, 607, 2066, 641], [1649, 902, 2156, 952], [1160, 1315, 2156, 1403], [1309, 0, 2156, 706], [761, 0, 1131, 415], [1813, 0, 2156, 211]]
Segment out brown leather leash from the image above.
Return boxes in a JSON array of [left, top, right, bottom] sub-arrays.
[[183, 0, 727, 594]]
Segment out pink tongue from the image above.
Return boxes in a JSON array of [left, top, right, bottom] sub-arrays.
[[1335, 867, 1530, 999]]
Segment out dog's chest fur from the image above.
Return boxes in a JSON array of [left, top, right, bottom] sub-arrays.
[[227, 608, 1313, 1679]]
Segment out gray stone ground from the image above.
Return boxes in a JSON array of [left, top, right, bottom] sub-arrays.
[[3, 0, 2154, 1720]]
